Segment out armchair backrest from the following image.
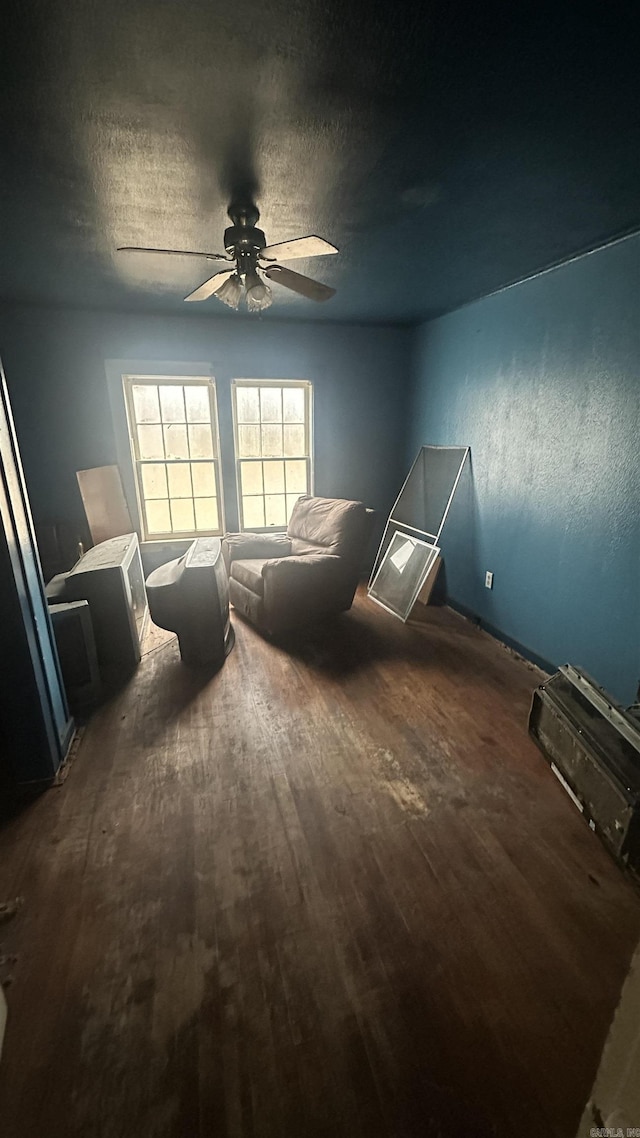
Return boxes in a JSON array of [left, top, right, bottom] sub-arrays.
[[287, 496, 373, 565]]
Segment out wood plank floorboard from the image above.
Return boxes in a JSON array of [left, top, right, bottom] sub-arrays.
[[0, 589, 639, 1137]]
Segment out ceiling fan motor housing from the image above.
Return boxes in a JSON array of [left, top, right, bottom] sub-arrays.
[[224, 204, 266, 263]]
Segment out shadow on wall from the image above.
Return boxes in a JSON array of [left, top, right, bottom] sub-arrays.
[[436, 457, 555, 671], [436, 454, 481, 612]]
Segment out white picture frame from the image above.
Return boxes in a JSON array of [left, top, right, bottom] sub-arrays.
[[368, 530, 441, 622]]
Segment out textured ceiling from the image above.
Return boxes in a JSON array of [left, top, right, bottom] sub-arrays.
[[0, 0, 638, 323]]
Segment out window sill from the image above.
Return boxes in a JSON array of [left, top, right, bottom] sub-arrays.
[[141, 538, 196, 550]]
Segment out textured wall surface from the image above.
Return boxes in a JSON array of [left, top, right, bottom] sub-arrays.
[[0, 303, 411, 550], [408, 233, 640, 703]]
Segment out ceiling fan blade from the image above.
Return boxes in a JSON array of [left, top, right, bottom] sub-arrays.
[[184, 270, 236, 302], [260, 235, 338, 261], [264, 264, 336, 302], [118, 246, 229, 261]]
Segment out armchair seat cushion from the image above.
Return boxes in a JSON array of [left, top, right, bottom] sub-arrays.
[[230, 558, 267, 597]]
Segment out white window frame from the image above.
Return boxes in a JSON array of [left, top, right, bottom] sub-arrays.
[[231, 379, 313, 532], [122, 374, 225, 542]]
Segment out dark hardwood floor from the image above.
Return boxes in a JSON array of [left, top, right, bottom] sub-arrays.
[[1, 590, 639, 1138]]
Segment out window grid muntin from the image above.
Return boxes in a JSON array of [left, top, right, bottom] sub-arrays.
[[124, 375, 223, 541], [232, 380, 312, 531]]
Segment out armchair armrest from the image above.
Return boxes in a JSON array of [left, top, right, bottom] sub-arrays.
[[222, 531, 292, 573], [262, 554, 347, 625]]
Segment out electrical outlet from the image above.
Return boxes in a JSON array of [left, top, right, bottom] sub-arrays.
[[485, 571, 493, 589]]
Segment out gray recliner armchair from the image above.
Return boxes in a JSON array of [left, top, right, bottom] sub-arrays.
[[222, 495, 375, 634]]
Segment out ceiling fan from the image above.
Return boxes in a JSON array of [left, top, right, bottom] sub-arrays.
[[117, 204, 338, 312]]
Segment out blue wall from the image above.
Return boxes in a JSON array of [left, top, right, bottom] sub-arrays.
[[409, 233, 640, 703], [0, 304, 411, 556]]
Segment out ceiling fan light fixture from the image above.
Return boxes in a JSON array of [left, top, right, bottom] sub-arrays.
[[245, 267, 273, 312], [215, 273, 243, 309]]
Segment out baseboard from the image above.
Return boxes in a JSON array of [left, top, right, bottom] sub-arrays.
[[447, 598, 555, 675]]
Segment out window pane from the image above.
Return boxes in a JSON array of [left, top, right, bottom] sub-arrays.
[[194, 498, 219, 531], [128, 377, 224, 541], [191, 462, 216, 497], [188, 424, 214, 459], [146, 499, 171, 534], [236, 386, 260, 423], [261, 425, 283, 457], [141, 463, 168, 499], [238, 424, 261, 457], [164, 424, 189, 460], [240, 461, 263, 496], [243, 496, 265, 528], [265, 495, 286, 527], [263, 460, 285, 494], [159, 385, 186, 423], [132, 384, 160, 423], [137, 424, 165, 460], [260, 386, 282, 423], [184, 386, 211, 423], [285, 459, 307, 494], [284, 424, 305, 456], [283, 387, 305, 423], [167, 464, 192, 498], [232, 381, 311, 533], [286, 494, 301, 521], [170, 499, 195, 532]]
